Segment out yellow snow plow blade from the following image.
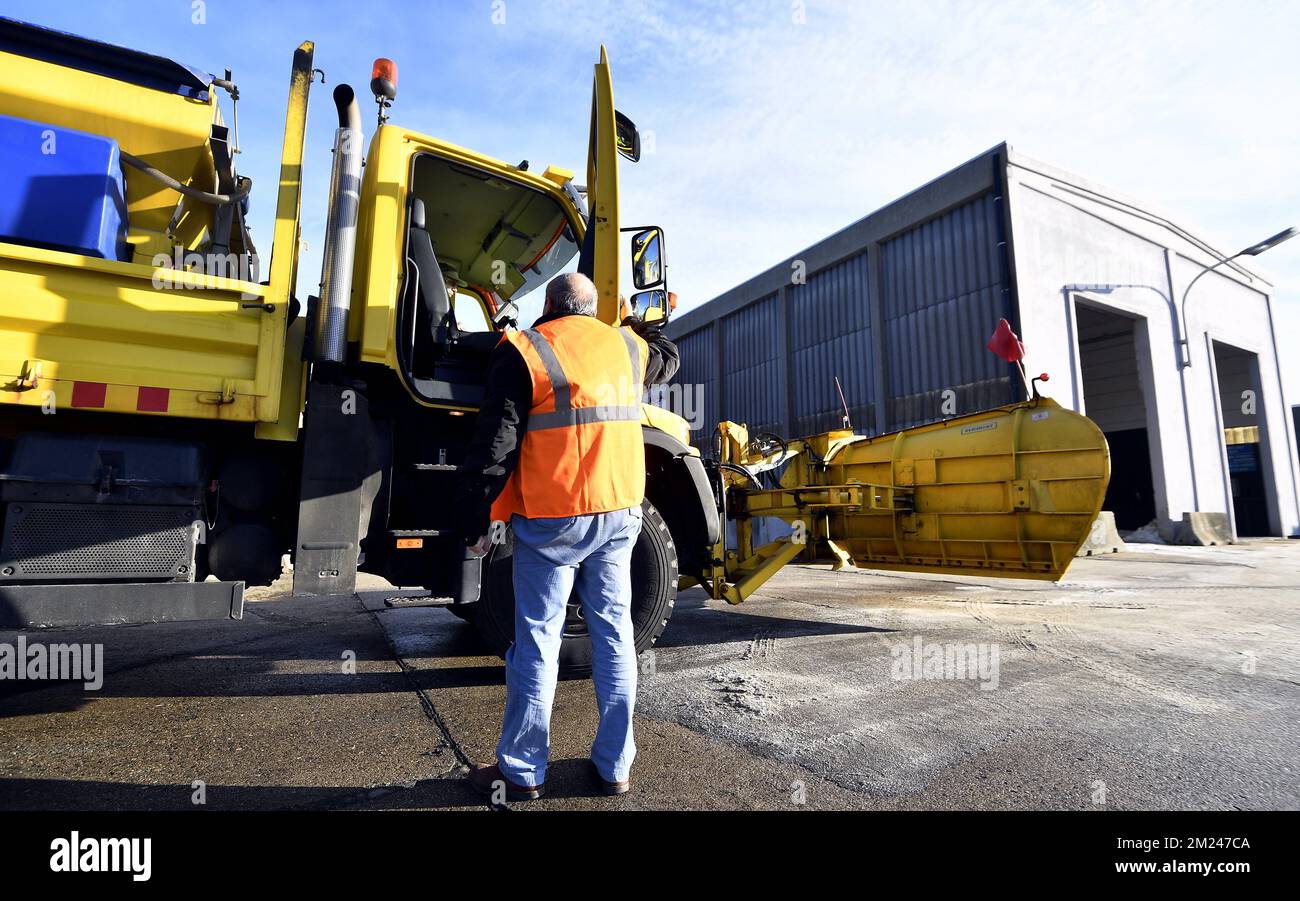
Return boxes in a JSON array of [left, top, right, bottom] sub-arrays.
[[702, 398, 1110, 602]]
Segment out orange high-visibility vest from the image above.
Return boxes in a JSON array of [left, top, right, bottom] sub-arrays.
[[490, 315, 649, 520]]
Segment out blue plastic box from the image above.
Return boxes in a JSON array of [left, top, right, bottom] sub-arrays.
[[0, 112, 130, 261]]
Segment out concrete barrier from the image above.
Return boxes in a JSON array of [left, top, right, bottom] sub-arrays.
[[1158, 512, 1235, 546], [1077, 511, 1126, 556]]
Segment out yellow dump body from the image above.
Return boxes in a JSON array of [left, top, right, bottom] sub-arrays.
[[0, 39, 314, 437], [705, 398, 1111, 602]]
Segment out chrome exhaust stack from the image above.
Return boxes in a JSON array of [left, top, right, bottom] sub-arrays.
[[311, 84, 364, 363]]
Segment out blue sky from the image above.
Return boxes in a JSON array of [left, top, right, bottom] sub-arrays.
[[8, 0, 1299, 395]]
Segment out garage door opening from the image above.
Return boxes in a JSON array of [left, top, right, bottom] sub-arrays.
[[1212, 340, 1275, 537], [1074, 302, 1157, 531]]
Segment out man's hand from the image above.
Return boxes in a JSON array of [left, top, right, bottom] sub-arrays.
[[621, 314, 662, 340], [468, 534, 491, 556]]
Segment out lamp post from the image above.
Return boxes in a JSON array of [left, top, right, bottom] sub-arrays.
[[1178, 226, 1297, 368]]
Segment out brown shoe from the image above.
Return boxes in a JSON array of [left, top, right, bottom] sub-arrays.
[[590, 760, 631, 796], [468, 763, 543, 802]]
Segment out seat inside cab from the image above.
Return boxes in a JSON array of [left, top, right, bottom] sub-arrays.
[[399, 153, 579, 404]]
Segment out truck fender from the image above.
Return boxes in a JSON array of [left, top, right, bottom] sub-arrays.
[[642, 427, 719, 578]]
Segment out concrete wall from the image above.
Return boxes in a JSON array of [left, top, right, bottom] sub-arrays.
[[1005, 150, 1300, 537]]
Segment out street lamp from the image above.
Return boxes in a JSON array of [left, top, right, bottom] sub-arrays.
[[1179, 226, 1298, 367], [1240, 227, 1299, 257]]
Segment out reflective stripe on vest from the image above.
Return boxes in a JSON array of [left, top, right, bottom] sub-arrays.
[[520, 326, 643, 432]]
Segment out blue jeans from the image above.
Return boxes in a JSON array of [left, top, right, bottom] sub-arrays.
[[495, 506, 643, 787]]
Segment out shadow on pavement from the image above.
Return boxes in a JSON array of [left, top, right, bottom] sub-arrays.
[[0, 775, 475, 811], [654, 603, 895, 650], [0, 756, 626, 811]]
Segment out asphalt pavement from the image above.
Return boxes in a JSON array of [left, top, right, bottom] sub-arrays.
[[2, 540, 1297, 810]]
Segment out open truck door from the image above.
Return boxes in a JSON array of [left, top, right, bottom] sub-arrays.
[[582, 46, 623, 325]]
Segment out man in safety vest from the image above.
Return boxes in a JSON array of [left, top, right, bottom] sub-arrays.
[[458, 272, 679, 802]]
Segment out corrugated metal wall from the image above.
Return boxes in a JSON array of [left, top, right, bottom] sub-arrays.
[[790, 253, 873, 434], [672, 327, 718, 444], [1075, 305, 1147, 433], [1212, 341, 1259, 430], [881, 193, 1015, 429], [668, 166, 1019, 449], [722, 293, 783, 437]]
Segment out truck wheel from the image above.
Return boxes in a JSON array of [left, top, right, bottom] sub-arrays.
[[472, 499, 678, 679]]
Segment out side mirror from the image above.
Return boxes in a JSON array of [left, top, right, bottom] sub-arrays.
[[630, 289, 668, 323], [631, 226, 665, 289], [615, 110, 640, 162]]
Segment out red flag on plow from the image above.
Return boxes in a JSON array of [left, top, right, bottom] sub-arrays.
[[987, 318, 1025, 363]]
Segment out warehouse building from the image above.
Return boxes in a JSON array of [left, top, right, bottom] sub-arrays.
[[664, 144, 1300, 541]]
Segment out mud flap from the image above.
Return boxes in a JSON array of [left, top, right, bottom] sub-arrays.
[[293, 380, 370, 596]]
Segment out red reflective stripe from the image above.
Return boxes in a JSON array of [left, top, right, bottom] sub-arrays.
[[137, 386, 169, 412], [70, 381, 107, 408]]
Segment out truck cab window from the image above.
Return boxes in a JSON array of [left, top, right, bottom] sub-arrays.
[[452, 289, 491, 333]]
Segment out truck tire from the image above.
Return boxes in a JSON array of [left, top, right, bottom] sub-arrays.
[[472, 499, 678, 679]]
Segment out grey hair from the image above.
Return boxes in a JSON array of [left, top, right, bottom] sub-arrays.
[[544, 272, 599, 316]]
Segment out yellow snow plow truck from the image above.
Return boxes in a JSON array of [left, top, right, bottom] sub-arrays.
[[0, 20, 1109, 676]]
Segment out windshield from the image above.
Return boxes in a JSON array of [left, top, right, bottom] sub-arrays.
[[510, 255, 580, 326]]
